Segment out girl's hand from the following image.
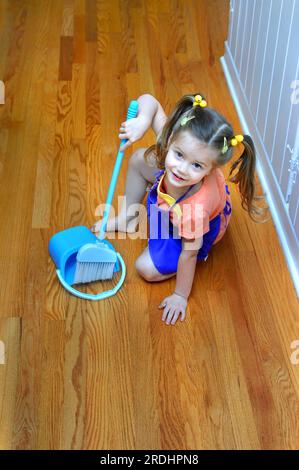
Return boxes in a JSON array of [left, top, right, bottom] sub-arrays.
[[158, 293, 187, 325], [119, 115, 150, 151]]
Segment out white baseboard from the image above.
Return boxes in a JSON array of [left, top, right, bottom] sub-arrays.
[[220, 41, 299, 298]]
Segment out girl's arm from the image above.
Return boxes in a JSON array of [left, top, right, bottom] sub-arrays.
[[137, 94, 167, 136], [159, 237, 203, 325], [174, 237, 203, 299], [120, 94, 167, 150]]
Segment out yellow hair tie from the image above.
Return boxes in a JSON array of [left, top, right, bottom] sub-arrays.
[[221, 137, 228, 154], [221, 134, 244, 154], [193, 94, 207, 108], [230, 134, 244, 146]]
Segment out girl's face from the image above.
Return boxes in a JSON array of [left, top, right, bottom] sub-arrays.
[[165, 131, 217, 187], [165, 131, 217, 188]]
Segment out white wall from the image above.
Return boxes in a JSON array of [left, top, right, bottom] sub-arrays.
[[221, 0, 299, 296]]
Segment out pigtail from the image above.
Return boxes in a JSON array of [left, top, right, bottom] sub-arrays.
[[228, 135, 270, 223]]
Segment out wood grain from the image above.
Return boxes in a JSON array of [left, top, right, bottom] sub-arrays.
[[0, 0, 298, 450]]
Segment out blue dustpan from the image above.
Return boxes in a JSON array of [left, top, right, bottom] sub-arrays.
[[49, 226, 126, 300]]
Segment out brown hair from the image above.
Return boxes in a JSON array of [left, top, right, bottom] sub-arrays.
[[144, 93, 270, 223]]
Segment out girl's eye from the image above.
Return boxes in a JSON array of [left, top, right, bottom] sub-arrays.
[[193, 162, 202, 169], [176, 151, 183, 158]]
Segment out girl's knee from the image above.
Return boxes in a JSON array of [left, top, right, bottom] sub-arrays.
[[129, 148, 159, 183], [129, 148, 147, 169], [135, 254, 157, 282], [135, 255, 148, 280]]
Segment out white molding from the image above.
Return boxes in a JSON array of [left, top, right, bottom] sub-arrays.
[[220, 41, 299, 298]]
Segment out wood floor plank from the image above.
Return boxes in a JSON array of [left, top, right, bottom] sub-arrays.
[[0, 0, 53, 317], [207, 290, 261, 449], [37, 318, 65, 449], [0, 318, 21, 449], [189, 289, 237, 449], [86, 43, 101, 138], [11, 228, 48, 449], [127, 281, 161, 449], [131, 8, 155, 96], [32, 0, 63, 228], [72, 64, 86, 139], [73, 14, 86, 63], [233, 249, 299, 448], [85, 0, 97, 42], [61, 0, 74, 37], [59, 36, 74, 81]]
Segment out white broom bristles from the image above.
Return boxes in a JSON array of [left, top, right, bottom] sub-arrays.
[[73, 261, 115, 284]]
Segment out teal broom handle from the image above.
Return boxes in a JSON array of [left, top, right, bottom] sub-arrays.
[[99, 100, 139, 240]]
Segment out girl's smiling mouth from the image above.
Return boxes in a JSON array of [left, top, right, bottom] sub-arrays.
[[171, 171, 186, 181]]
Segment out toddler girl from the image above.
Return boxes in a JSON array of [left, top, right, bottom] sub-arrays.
[[92, 93, 268, 325]]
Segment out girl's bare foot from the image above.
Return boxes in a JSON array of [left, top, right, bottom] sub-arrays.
[[91, 215, 139, 234]]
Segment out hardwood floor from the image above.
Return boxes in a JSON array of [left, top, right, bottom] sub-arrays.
[[0, 0, 299, 450]]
